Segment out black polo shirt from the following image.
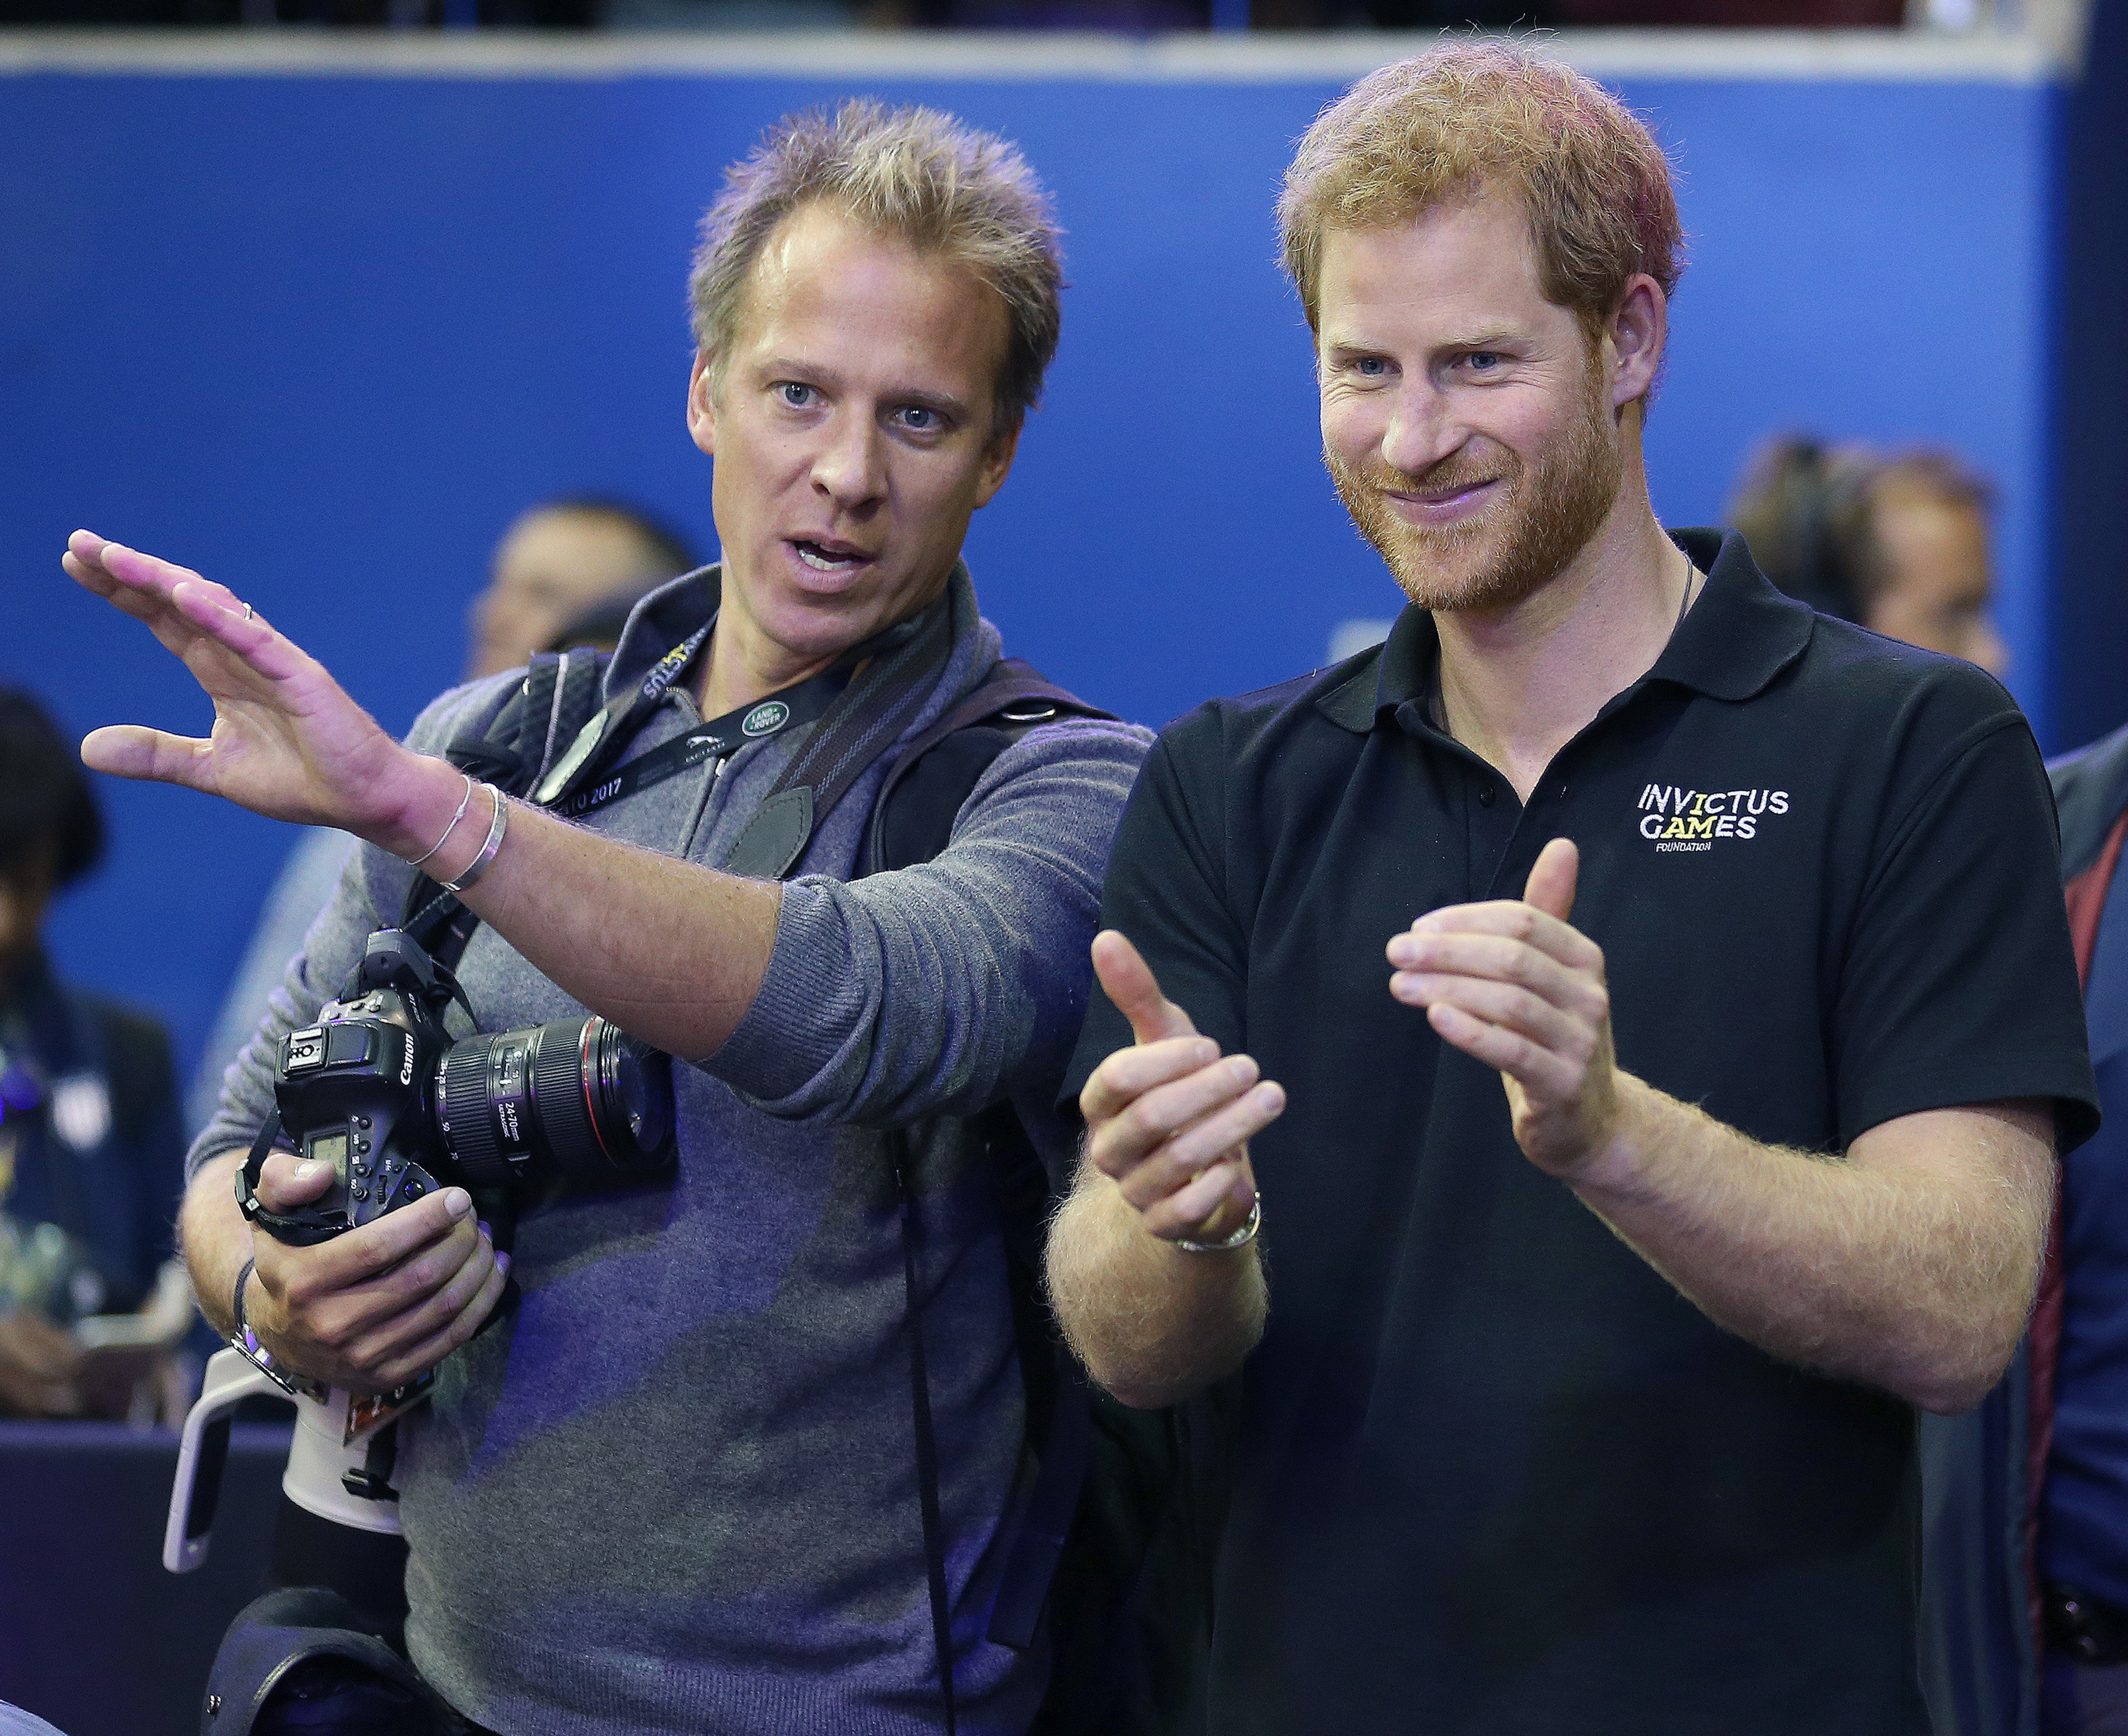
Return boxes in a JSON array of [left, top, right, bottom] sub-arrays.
[[1065, 529, 2098, 1735]]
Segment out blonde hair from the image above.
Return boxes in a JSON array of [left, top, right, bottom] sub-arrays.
[[1279, 41, 1683, 348], [689, 100, 1063, 439]]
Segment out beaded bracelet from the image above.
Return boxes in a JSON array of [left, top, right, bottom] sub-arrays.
[[231, 1255, 259, 1347], [226, 1255, 305, 1397]]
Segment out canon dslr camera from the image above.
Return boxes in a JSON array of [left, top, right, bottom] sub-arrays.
[[244, 928, 675, 1245]]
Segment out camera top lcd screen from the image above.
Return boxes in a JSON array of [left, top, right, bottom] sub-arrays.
[[306, 1129, 350, 1180]]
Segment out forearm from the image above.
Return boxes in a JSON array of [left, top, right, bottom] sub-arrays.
[[180, 1152, 252, 1338], [372, 752, 782, 1060], [1046, 1163, 1266, 1410], [1573, 1078, 2049, 1412]]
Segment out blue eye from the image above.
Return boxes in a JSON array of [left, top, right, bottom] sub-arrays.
[[897, 406, 940, 431], [777, 382, 815, 407], [1467, 353, 1502, 373], [1355, 356, 1389, 378]]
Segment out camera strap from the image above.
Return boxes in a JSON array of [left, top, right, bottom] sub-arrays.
[[721, 598, 957, 880], [234, 1108, 346, 1248], [537, 663, 853, 824]]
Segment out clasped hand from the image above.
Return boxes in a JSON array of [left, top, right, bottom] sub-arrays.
[[1387, 836, 1621, 1177], [1078, 932, 1281, 1246], [242, 1154, 508, 1394]]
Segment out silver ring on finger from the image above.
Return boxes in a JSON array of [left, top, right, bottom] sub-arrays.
[[242, 602, 254, 621]]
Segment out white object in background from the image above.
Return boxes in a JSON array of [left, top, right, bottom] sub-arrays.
[[47, 1075, 111, 1154], [1328, 618, 1395, 665]]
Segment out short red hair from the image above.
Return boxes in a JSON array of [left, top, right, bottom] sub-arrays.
[[1279, 41, 1685, 347]]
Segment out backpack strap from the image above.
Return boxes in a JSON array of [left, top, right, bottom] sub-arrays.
[[863, 658, 1117, 877], [859, 658, 1115, 1669]]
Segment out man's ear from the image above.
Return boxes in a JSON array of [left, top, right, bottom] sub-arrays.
[[687, 353, 718, 458], [1606, 274, 1667, 411], [973, 420, 1021, 510]]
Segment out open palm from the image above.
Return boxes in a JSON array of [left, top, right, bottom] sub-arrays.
[[61, 530, 412, 833]]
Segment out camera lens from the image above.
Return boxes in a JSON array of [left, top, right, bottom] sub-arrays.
[[586, 1020, 674, 1164], [436, 1018, 675, 1186]]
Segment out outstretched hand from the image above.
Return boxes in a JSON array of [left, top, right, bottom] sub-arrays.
[[1386, 837, 1621, 1176], [62, 531, 419, 839], [1078, 931, 1281, 1245]]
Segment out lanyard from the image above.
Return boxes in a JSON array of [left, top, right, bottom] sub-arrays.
[[541, 660, 853, 822], [531, 620, 717, 807]]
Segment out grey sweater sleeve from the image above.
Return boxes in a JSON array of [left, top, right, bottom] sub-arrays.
[[705, 716, 1153, 1127]]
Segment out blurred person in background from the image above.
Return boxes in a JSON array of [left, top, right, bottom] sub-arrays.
[[0, 688, 194, 1421], [463, 498, 696, 681], [187, 499, 697, 1133], [2021, 721, 2128, 1736], [1727, 435, 2007, 674]]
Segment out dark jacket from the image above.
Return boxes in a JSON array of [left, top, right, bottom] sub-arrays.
[[0, 948, 186, 1315], [1919, 719, 2128, 1736]]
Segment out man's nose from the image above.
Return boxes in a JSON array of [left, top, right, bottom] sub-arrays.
[[1379, 381, 1465, 479], [811, 408, 887, 510]]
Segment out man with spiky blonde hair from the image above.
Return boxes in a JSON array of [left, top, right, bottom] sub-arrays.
[[1049, 41, 2094, 1734], [76, 101, 1150, 1734]]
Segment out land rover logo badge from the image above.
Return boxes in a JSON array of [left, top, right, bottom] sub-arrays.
[[742, 700, 790, 737]]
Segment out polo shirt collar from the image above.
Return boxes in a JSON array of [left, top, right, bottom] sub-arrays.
[[1650, 528, 1815, 701], [1316, 527, 1815, 736]]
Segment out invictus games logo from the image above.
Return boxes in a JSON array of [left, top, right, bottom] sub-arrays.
[[1637, 783, 1789, 852], [742, 700, 790, 738]]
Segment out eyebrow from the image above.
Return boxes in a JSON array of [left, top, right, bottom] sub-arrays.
[[1319, 330, 1525, 359]]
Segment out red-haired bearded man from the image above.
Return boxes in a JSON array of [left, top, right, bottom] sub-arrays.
[[1048, 41, 2096, 1736]]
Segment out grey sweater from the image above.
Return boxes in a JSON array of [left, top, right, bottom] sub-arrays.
[[190, 567, 1152, 1736]]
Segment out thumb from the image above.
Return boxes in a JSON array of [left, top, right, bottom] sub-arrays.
[[80, 724, 213, 790], [257, 1149, 338, 1213], [1522, 836, 1579, 923], [1091, 929, 1199, 1046]]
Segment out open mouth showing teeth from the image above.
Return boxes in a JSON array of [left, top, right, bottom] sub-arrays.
[[793, 540, 867, 572]]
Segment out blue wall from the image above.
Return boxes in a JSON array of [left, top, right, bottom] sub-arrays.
[[0, 54, 2057, 1081]]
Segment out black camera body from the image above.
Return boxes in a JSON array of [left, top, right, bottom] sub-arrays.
[[251, 929, 675, 1246]]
